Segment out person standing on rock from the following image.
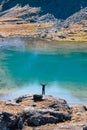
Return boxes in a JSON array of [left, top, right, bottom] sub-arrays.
[[40, 83, 47, 95]]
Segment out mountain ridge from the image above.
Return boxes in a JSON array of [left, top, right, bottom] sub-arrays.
[[0, 0, 87, 41], [0, 0, 87, 19]]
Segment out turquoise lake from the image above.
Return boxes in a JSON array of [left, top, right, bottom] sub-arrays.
[[0, 37, 87, 104]]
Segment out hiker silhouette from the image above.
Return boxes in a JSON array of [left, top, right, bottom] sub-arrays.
[[40, 83, 47, 95]]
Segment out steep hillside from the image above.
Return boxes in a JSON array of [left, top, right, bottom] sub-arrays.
[[0, 0, 87, 41], [0, 5, 57, 23], [63, 7, 87, 27], [0, 0, 87, 19]]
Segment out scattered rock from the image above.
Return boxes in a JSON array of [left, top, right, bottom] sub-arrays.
[[16, 95, 33, 103], [40, 33, 47, 38], [58, 35, 66, 39]]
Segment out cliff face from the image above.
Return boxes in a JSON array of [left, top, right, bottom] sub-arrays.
[[0, 0, 87, 19]]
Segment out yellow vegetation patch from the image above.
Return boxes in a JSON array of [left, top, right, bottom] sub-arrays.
[[0, 23, 53, 37]]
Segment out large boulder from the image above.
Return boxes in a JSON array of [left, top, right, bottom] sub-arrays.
[[33, 94, 43, 102], [0, 112, 18, 130], [0, 94, 72, 128]]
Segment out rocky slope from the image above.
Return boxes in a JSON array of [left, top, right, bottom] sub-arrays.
[[0, 0, 87, 22], [38, 8, 87, 41], [0, 0, 87, 41], [63, 7, 87, 27], [0, 0, 87, 19]]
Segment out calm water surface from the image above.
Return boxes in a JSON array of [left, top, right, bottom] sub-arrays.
[[0, 37, 87, 104]]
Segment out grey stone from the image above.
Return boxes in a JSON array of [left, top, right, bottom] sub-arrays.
[[83, 125, 87, 130], [50, 111, 64, 122], [27, 114, 58, 126], [40, 33, 47, 38], [33, 94, 43, 102]]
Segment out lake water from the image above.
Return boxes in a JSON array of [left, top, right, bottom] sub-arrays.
[[0, 37, 87, 105]]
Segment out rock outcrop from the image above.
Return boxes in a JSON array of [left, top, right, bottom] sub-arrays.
[[0, 95, 87, 130], [0, 0, 87, 23], [0, 95, 71, 129], [0, 0, 87, 19], [0, 0, 86, 41]]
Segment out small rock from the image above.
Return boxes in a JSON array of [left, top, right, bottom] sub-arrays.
[[16, 97, 22, 103], [40, 33, 47, 38], [58, 35, 66, 39]]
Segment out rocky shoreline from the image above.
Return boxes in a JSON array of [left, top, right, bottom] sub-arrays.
[[0, 94, 87, 130]]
